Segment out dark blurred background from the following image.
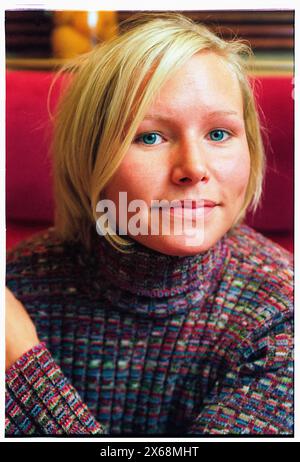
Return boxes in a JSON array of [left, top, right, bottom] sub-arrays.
[[5, 10, 293, 73]]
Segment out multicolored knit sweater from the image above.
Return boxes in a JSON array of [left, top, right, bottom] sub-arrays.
[[5, 223, 293, 436]]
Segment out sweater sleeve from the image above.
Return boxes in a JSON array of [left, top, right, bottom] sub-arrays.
[[5, 342, 107, 436], [186, 309, 293, 435]]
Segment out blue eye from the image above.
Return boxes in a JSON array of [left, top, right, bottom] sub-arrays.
[[135, 132, 163, 146], [209, 129, 230, 142]]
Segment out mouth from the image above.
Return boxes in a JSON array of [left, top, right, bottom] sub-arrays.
[[151, 199, 219, 210], [150, 199, 220, 226], [152, 199, 219, 222], [169, 204, 217, 219], [177, 199, 219, 209]]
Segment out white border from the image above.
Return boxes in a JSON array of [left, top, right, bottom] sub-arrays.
[[1, 0, 298, 444]]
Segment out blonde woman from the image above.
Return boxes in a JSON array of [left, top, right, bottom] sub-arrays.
[[6, 13, 293, 436]]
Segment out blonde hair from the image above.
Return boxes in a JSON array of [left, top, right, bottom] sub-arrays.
[[51, 12, 265, 252]]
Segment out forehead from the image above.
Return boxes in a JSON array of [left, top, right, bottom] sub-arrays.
[[146, 51, 244, 117]]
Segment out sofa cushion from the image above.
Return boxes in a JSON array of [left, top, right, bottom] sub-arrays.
[[6, 70, 58, 224], [245, 75, 294, 232]]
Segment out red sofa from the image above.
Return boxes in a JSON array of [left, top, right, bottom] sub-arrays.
[[6, 70, 294, 252]]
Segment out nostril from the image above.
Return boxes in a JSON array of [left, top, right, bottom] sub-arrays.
[[179, 177, 190, 183]]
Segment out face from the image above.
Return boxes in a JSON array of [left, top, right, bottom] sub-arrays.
[[103, 51, 251, 256]]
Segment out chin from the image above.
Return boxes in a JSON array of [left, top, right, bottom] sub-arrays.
[[134, 233, 220, 257]]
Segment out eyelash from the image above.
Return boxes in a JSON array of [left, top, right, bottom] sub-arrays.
[[133, 129, 232, 146]]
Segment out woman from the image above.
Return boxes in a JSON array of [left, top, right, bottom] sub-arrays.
[[5, 12, 293, 436]]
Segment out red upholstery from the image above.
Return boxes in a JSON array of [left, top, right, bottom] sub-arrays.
[[246, 76, 294, 234], [6, 71, 58, 225], [6, 70, 294, 252], [246, 75, 294, 253]]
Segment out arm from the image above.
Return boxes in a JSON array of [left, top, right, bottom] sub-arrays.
[[5, 287, 107, 436], [6, 342, 107, 435], [187, 310, 293, 435]]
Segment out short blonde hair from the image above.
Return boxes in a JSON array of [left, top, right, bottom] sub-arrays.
[[51, 12, 265, 252]]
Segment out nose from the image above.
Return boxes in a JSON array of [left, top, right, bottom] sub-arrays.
[[171, 138, 209, 186]]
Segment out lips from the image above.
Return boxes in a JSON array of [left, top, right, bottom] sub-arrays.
[[178, 199, 218, 209], [169, 199, 218, 221], [151, 199, 219, 210], [150, 198, 218, 221]]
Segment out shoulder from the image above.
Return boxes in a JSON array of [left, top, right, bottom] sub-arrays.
[[226, 222, 293, 264], [6, 228, 83, 297], [7, 227, 64, 262], [225, 223, 293, 286], [219, 225, 293, 379], [219, 223, 293, 336], [6, 229, 96, 332], [7, 227, 72, 274]]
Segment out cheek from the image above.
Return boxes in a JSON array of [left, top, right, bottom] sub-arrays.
[[215, 147, 250, 199], [105, 155, 159, 203]]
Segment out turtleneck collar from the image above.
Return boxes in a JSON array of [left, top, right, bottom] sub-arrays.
[[84, 231, 231, 318]]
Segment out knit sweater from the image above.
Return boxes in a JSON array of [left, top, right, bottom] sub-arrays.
[[5, 223, 293, 436]]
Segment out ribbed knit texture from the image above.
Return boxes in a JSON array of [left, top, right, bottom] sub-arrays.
[[5, 223, 293, 436]]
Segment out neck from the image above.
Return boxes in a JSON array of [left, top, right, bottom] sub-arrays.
[[87, 232, 231, 317]]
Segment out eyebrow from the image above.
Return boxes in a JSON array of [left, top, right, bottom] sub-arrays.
[[143, 110, 239, 121], [206, 110, 239, 117]]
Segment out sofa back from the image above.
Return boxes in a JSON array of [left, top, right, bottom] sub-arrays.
[[6, 70, 294, 234]]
